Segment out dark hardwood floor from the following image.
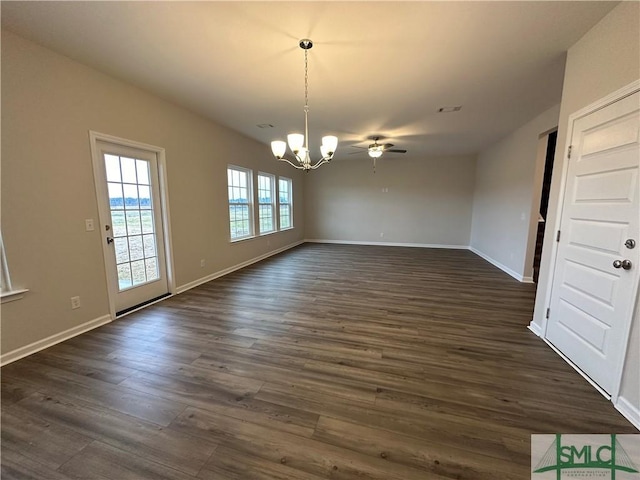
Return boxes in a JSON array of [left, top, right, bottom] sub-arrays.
[[2, 244, 636, 479]]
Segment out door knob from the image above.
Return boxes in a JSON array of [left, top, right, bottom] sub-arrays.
[[106, 237, 114, 245], [613, 259, 632, 270], [625, 239, 636, 249]]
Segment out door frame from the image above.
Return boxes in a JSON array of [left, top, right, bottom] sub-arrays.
[[89, 130, 175, 320], [540, 79, 640, 402]]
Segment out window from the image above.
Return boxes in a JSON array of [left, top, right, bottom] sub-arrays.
[[278, 177, 293, 229], [258, 173, 276, 234], [0, 232, 11, 293], [227, 166, 253, 240]]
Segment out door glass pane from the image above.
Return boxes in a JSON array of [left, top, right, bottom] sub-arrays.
[[130, 260, 146, 285], [105, 155, 122, 182], [145, 257, 159, 281], [128, 235, 144, 261], [105, 153, 162, 291], [108, 183, 124, 209], [123, 184, 139, 209], [143, 234, 156, 257], [140, 211, 154, 234], [117, 263, 132, 289], [114, 237, 130, 263], [138, 186, 151, 208], [136, 160, 149, 185], [126, 211, 142, 235], [111, 211, 127, 237], [120, 157, 137, 183]]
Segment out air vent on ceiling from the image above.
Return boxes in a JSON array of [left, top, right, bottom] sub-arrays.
[[438, 106, 462, 113], [257, 124, 275, 128]]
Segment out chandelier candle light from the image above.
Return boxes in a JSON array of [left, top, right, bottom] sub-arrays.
[[271, 39, 338, 172]]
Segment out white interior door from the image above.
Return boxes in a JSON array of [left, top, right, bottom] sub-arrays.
[[546, 91, 640, 395], [93, 138, 170, 315]]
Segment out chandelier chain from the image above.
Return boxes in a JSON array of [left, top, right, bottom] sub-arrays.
[[304, 48, 309, 110]]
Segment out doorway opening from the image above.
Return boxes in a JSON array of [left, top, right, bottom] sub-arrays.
[[533, 130, 557, 283]]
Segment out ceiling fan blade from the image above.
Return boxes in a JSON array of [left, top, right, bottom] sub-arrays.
[[348, 150, 366, 155], [386, 149, 407, 153], [381, 143, 395, 149]]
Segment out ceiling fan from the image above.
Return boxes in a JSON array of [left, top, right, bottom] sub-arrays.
[[349, 136, 407, 172]]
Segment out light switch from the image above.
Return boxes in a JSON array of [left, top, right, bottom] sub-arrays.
[[85, 219, 95, 231]]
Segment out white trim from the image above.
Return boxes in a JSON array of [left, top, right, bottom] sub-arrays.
[[0, 314, 111, 366], [528, 322, 543, 337], [1, 288, 29, 304], [305, 239, 469, 249], [88, 131, 175, 319], [469, 247, 527, 282], [175, 240, 304, 294], [543, 338, 611, 400], [615, 396, 640, 431]]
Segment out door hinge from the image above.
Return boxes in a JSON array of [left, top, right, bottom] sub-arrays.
[[546, 308, 550, 319], [556, 230, 561, 242], [568, 145, 573, 159]]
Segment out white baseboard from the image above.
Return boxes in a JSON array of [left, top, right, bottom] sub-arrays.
[[176, 240, 304, 294], [615, 396, 640, 431], [469, 247, 527, 282], [528, 322, 543, 337], [304, 239, 469, 249], [0, 314, 112, 366]]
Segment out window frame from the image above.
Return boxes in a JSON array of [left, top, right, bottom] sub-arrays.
[[227, 165, 254, 242], [0, 232, 28, 303], [257, 172, 276, 235], [278, 176, 293, 230]]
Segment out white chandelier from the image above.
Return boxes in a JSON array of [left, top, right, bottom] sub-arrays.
[[271, 39, 338, 172]]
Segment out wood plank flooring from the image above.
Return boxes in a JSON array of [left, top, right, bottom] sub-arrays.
[[2, 244, 636, 479]]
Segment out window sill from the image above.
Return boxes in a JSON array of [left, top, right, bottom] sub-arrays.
[[1, 288, 29, 304], [230, 235, 256, 244]]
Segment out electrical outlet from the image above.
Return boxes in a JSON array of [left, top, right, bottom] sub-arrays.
[[200, 259, 205, 267], [85, 219, 95, 231], [380, 232, 384, 238], [71, 296, 81, 309]]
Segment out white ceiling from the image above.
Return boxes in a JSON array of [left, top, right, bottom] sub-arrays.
[[1, 1, 617, 160]]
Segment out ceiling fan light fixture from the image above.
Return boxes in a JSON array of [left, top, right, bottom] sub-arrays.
[[368, 147, 383, 158]]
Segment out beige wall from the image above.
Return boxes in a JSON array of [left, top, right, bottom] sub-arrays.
[[1, 31, 304, 356], [531, 2, 640, 411], [470, 104, 560, 281], [304, 155, 476, 246]]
